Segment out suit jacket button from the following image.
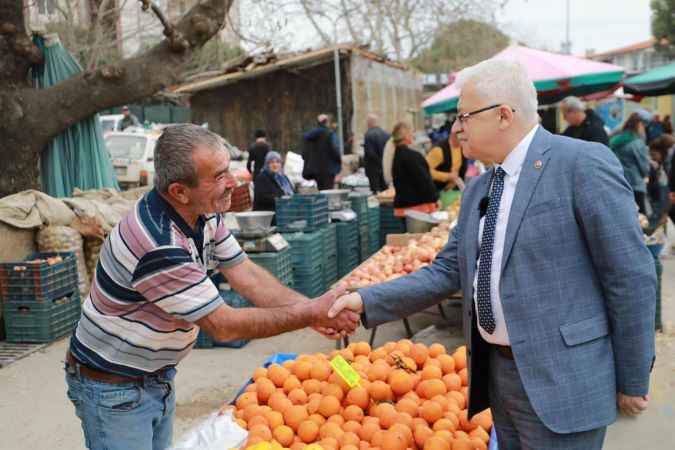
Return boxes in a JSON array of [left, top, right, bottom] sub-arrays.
[[467, 349, 472, 357]]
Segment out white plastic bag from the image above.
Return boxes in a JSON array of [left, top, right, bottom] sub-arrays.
[[170, 410, 247, 450]]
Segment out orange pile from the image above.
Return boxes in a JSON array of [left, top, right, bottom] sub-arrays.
[[233, 340, 492, 450]]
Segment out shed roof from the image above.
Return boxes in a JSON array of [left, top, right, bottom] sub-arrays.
[[174, 45, 411, 94]]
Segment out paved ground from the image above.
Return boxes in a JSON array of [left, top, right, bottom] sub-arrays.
[[0, 259, 673, 450]]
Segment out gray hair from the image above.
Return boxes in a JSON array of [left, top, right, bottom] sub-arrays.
[[560, 96, 585, 112], [455, 59, 539, 124], [153, 124, 224, 193]]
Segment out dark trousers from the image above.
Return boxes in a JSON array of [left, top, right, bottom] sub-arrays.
[[365, 164, 386, 193], [634, 191, 647, 214], [489, 347, 607, 450], [312, 173, 335, 191]]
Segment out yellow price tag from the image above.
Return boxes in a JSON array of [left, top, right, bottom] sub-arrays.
[[245, 443, 272, 450], [330, 355, 361, 388]]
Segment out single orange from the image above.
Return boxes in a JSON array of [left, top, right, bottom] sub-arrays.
[[310, 362, 332, 381], [368, 380, 393, 402], [428, 343, 447, 358], [442, 373, 462, 392], [424, 436, 450, 450], [252, 367, 268, 382], [264, 410, 284, 429], [380, 428, 408, 450], [235, 391, 258, 410], [420, 400, 444, 424], [248, 423, 272, 441], [268, 364, 291, 388], [289, 387, 308, 405], [345, 386, 370, 410], [343, 420, 362, 434], [437, 354, 456, 374], [302, 379, 322, 395], [395, 398, 418, 417], [318, 395, 341, 418], [284, 404, 309, 431], [421, 365, 443, 381], [414, 424, 434, 448], [297, 419, 320, 443], [322, 383, 345, 402], [358, 421, 380, 442], [452, 347, 467, 371], [273, 424, 295, 447], [410, 343, 429, 367], [343, 404, 365, 423]]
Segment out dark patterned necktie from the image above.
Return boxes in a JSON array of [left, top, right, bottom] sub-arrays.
[[476, 167, 506, 334]]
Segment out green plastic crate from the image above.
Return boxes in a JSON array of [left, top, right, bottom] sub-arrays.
[[0, 252, 78, 304], [4, 291, 81, 343]]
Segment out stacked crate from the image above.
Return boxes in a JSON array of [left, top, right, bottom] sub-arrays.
[[335, 220, 359, 279], [282, 231, 325, 298], [321, 224, 338, 288], [249, 247, 294, 289], [379, 205, 406, 246], [0, 252, 81, 343], [276, 194, 329, 232], [367, 203, 381, 256], [349, 193, 370, 263]]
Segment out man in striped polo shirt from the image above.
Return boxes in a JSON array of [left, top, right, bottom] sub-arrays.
[[65, 124, 359, 450]]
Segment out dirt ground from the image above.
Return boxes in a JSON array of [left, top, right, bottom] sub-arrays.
[[0, 259, 673, 450]]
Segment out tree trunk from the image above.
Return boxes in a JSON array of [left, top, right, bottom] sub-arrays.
[[0, 0, 232, 198]]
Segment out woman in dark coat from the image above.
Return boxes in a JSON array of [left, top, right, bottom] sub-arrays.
[[253, 151, 294, 211], [390, 121, 439, 217]]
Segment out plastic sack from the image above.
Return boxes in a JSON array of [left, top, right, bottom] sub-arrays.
[[170, 410, 247, 450], [283, 151, 304, 186]]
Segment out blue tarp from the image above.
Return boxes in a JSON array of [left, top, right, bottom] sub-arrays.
[[32, 35, 118, 198]]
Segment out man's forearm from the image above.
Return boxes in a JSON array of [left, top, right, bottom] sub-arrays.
[[199, 302, 316, 341], [228, 262, 308, 307]]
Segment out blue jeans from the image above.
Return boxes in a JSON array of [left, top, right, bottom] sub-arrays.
[[65, 362, 176, 450]]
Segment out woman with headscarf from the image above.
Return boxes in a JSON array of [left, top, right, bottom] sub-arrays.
[[253, 151, 294, 211], [609, 111, 651, 213]]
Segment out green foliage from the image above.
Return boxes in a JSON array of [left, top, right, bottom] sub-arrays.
[[651, 0, 675, 56], [410, 19, 510, 73]]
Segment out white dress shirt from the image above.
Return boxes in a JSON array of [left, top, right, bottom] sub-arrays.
[[473, 125, 539, 345]]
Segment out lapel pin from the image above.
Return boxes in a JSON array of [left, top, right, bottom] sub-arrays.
[[534, 160, 543, 170]]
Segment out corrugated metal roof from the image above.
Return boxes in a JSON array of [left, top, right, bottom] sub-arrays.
[[173, 45, 411, 94], [589, 38, 656, 58]]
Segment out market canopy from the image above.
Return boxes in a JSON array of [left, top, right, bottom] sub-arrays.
[[422, 45, 625, 114], [623, 61, 675, 97]]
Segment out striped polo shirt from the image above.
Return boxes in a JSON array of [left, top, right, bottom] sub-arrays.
[[69, 189, 246, 376]]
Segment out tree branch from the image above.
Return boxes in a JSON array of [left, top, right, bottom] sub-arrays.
[[23, 0, 232, 148]]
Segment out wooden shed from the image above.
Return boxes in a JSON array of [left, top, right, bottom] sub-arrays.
[[175, 45, 424, 156]]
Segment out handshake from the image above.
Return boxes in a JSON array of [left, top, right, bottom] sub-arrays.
[[309, 288, 366, 340]]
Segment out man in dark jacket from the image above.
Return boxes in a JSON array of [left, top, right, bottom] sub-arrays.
[[302, 114, 342, 190], [363, 114, 389, 193], [247, 129, 271, 180], [560, 96, 609, 146]]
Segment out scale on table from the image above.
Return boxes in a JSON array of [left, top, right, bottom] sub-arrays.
[[232, 212, 288, 253], [321, 189, 358, 222]]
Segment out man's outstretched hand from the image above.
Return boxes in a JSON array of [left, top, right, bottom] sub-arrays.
[[328, 292, 364, 318], [311, 287, 360, 337], [618, 393, 649, 416]]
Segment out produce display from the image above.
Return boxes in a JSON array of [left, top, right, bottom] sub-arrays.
[[231, 340, 492, 450], [340, 223, 452, 290]]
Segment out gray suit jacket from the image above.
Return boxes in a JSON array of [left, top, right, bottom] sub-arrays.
[[359, 127, 656, 433]]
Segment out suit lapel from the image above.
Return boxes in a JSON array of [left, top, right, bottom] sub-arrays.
[[501, 127, 552, 273], [465, 169, 493, 288]]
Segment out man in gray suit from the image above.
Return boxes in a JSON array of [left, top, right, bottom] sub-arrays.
[[328, 59, 656, 449]]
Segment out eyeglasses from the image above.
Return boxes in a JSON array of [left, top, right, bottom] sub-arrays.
[[457, 104, 515, 124]]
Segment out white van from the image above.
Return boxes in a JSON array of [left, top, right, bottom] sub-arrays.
[[105, 131, 159, 189]]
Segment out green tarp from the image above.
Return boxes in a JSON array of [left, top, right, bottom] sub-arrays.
[[624, 61, 675, 97], [32, 35, 118, 198]]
